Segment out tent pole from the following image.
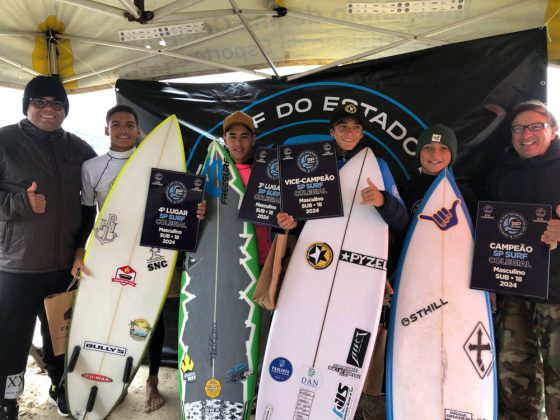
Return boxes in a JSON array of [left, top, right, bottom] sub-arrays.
[[55, 0, 126, 19], [229, 0, 279, 78]]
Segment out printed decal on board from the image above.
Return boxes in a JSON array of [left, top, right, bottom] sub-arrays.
[[331, 382, 355, 420], [463, 321, 494, 379], [400, 298, 449, 327], [208, 322, 218, 361], [346, 328, 371, 368], [146, 248, 168, 271], [294, 388, 315, 420], [339, 250, 387, 271], [444, 408, 473, 420], [299, 366, 322, 389], [111, 265, 137, 287], [305, 242, 333, 270], [180, 352, 196, 383], [204, 378, 221, 398], [94, 213, 118, 245], [225, 363, 250, 384], [83, 341, 127, 357], [269, 357, 293, 382], [82, 373, 113, 383], [129, 319, 152, 341], [419, 199, 461, 231], [327, 363, 360, 379]]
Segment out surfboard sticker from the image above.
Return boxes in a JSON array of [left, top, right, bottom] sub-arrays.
[[255, 147, 388, 420], [386, 169, 497, 420], [66, 115, 186, 420], [179, 140, 260, 420]]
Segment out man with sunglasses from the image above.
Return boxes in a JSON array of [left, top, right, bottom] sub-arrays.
[[0, 75, 97, 419], [487, 100, 560, 419]]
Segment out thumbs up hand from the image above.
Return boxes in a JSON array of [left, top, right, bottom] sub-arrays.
[[27, 182, 46, 214], [360, 178, 385, 207]]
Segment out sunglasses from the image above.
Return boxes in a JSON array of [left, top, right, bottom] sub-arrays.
[[29, 98, 66, 112]]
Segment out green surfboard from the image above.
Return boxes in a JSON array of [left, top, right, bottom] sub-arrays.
[[179, 140, 260, 419]]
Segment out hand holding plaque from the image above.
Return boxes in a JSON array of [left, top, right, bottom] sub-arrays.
[[541, 205, 560, 250]]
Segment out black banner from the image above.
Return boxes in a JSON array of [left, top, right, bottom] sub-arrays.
[[471, 201, 551, 299], [116, 28, 547, 194]]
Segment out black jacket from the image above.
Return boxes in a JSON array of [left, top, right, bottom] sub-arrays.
[[0, 119, 97, 272], [488, 139, 560, 303], [401, 172, 478, 219]]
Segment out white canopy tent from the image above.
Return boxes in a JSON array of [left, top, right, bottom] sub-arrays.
[[0, 0, 558, 92]]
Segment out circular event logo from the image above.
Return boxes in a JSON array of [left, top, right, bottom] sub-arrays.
[[498, 212, 527, 239], [204, 378, 221, 398], [165, 180, 187, 204], [535, 207, 546, 218], [306, 242, 334, 270], [297, 150, 319, 173], [269, 357, 293, 382], [266, 158, 279, 181]]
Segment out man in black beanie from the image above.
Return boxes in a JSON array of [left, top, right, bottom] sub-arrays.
[[0, 75, 96, 419]]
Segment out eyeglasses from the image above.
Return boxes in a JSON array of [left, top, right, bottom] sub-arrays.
[[511, 122, 550, 135], [29, 98, 65, 112]]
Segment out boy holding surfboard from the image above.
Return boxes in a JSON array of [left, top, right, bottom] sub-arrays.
[[222, 110, 272, 266], [277, 103, 408, 234], [400, 124, 477, 217], [387, 124, 497, 420], [73, 105, 205, 413]]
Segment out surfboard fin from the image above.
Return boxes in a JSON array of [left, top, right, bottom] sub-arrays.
[[122, 356, 134, 383], [85, 386, 98, 415], [58, 345, 81, 388], [67, 346, 81, 372]]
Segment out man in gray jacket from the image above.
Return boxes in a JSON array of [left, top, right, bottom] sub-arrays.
[[0, 76, 97, 419]]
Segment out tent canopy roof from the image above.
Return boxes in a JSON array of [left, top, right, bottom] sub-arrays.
[[1, 0, 557, 92]]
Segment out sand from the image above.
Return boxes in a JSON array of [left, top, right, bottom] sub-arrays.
[[18, 356, 180, 419]]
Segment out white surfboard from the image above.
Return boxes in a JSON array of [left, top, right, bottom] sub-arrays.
[[256, 147, 388, 420], [386, 169, 497, 420], [66, 115, 186, 420]]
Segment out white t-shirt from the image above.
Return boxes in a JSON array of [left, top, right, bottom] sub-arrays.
[[81, 148, 136, 209]]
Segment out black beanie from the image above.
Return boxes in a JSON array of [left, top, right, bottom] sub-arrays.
[[22, 76, 69, 116], [416, 124, 457, 165]]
